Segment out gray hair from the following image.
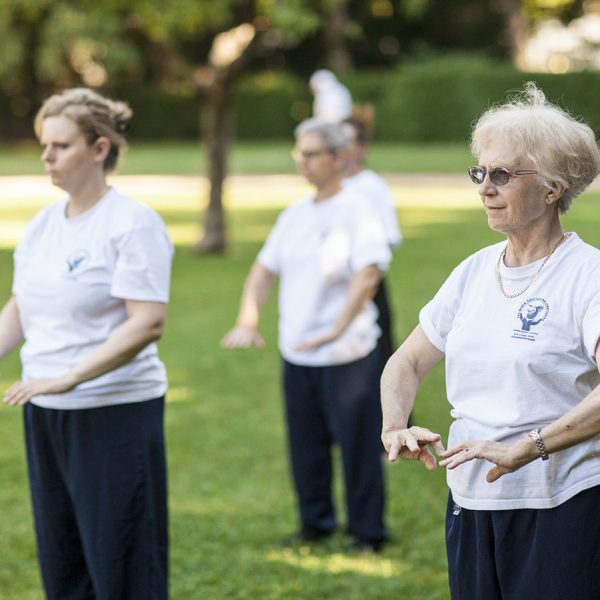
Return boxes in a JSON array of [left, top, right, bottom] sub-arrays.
[[470, 82, 600, 213], [295, 118, 349, 154], [35, 87, 132, 173]]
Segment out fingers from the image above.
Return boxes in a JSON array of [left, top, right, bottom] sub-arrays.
[[486, 465, 508, 483], [294, 338, 325, 353], [4, 381, 33, 406], [419, 447, 437, 471], [439, 445, 478, 470], [385, 426, 444, 467], [221, 328, 264, 349]]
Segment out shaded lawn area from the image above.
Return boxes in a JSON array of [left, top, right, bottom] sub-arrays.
[[0, 191, 598, 599], [0, 140, 474, 176]]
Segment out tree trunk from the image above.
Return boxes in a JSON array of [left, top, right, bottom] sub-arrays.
[[193, 84, 233, 254], [323, 0, 352, 73], [9, 6, 51, 136], [496, 0, 529, 68]]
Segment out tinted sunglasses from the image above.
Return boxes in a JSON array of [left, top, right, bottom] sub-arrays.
[[468, 166, 538, 186]]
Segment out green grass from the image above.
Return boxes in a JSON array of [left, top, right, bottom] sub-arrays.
[[0, 140, 473, 176], [0, 180, 598, 599]]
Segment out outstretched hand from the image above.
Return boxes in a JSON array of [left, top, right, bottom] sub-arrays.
[[440, 440, 531, 483], [382, 425, 446, 471], [221, 326, 265, 349]]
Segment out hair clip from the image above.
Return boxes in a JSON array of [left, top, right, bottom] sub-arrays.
[[115, 119, 130, 134]]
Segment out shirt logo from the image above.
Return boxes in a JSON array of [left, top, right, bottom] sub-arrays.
[[511, 297, 549, 342], [66, 249, 89, 273]]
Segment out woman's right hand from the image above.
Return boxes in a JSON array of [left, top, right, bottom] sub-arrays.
[[220, 326, 265, 349], [382, 426, 446, 470]]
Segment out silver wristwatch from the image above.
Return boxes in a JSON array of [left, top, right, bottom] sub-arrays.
[[528, 428, 549, 461]]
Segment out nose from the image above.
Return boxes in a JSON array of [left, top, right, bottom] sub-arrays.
[[41, 146, 53, 162], [478, 173, 496, 196]]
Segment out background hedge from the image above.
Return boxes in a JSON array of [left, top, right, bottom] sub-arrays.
[[5, 55, 600, 142]]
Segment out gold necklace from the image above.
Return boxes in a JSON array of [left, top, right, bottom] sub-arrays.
[[496, 233, 567, 299]]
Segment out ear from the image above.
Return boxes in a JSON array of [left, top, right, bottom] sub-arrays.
[[546, 181, 565, 205], [333, 148, 349, 171], [93, 136, 111, 164]]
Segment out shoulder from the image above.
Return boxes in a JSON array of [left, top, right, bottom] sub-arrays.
[[563, 233, 600, 284], [446, 242, 504, 282], [567, 234, 600, 262], [20, 198, 67, 240], [273, 196, 313, 223], [337, 187, 372, 209], [103, 188, 167, 234]]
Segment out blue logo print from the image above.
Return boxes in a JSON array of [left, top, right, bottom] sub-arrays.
[[66, 249, 89, 273], [512, 298, 549, 341]]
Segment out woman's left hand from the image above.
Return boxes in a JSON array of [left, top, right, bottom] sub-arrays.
[[439, 440, 531, 483], [4, 374, 78, 406], [295, 331, 337, 353]]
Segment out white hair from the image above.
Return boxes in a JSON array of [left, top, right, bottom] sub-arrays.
[[294, 118, 349, 153], [470, 82, 600, 213]]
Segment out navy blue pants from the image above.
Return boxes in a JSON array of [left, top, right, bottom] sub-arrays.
[[446, 486, 600, 599], [373, 278, 394, 368], [24, 397, 168, 600], [283, 350, 387, 543]]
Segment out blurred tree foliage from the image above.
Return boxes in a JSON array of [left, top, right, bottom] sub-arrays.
[[0, 0, 586, 251]]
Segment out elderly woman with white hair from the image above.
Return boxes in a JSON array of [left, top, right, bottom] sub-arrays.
[[223, 118, 391, 552], [381, 83, 600, 598]]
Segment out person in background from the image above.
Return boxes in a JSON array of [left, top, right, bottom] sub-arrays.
[[309, 69, 352, 123], [381, 83, 600, 599], [342, 115, 402, 367], [222, 119, 390, 552], [1, 88, 173, 599]]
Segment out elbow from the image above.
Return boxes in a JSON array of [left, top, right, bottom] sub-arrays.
[[150, 321, 165, 342], [146, 317, 166, 343], [365, 266, 382, 296]]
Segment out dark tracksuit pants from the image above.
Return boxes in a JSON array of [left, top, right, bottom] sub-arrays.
[[24, 397, 168, 600], [446, 486, 600, 600], [373, 278, 394, 369], [283, 349, 387, 543]]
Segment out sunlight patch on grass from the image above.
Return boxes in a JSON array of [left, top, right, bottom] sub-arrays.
[[0, 223, 29, 249], [265, 548, 409, 578], [393, 186, 478, 208], [166, 385, 194, 403], [165, 224, 200, 245]]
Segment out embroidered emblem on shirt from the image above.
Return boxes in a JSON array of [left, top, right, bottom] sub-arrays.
[[66, 249, 89, 273], [511, 297, 549, 341]]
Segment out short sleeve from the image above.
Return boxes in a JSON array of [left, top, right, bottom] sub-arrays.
[[419, 259, 471, 353], [111, 225, 174, 303], [349, 200, 392, 273], [582, 288, 600, 363]]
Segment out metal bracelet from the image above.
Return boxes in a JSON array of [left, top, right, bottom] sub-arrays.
[[528, 427, 549, 461]]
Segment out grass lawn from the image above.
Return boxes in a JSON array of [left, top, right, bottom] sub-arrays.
[[0, 140, 474, 176], [0, 161, 598, 598]]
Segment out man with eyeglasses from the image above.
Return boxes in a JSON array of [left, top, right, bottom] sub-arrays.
[[222, 118, 391, 552]]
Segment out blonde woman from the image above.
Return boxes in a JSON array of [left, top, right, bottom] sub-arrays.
[[1, 88, 173, 599]]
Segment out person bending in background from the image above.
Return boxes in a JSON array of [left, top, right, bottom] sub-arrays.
[[222, 119, 390, 552], [381, 83, 600, 599], [1, 88, 173, 599], [309, 69, 352, 124]]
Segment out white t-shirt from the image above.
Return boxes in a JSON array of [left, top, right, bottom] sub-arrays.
[[343, 169, 402, 248], [420, 233, 600, 510], [257, 188, 391, 367], [13, 187, 174, 410]]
